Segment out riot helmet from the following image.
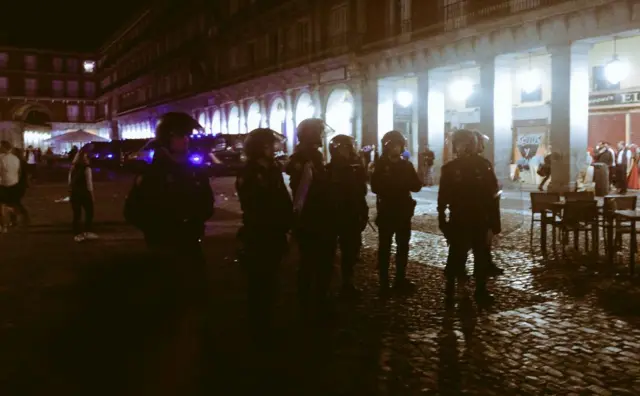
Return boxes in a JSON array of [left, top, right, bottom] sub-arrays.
[[451, 129, 478, 157], [473, 130, 490, 154], [155, 112, 203, 149], [296, 118, 329, 148], [381, 130, 406, 155], [244, 128, 285, 160], [329, 134, 356, 160]]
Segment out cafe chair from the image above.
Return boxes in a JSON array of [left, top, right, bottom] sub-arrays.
[[564, 191, 595, 202], [530, 192, 561, 247], [558, 200, 599, 257], [603, 195, 637, 255]]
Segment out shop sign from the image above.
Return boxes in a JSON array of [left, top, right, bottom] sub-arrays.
[[589, 91, 640, 107], [516, 133, 543, 160]]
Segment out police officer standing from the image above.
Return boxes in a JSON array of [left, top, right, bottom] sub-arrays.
[[236, 128, 292, 342], [371, 131, 423, 293], [286, 118, 333, 315], [326, 134, 369, 296], [438, 129, 501, 306], [123, 112, 215, 313]]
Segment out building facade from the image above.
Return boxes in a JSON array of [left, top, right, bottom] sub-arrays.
[[0, 47, 98, 148], [6, 0, 640, 190]]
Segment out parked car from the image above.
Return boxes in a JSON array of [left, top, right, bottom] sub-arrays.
[[88, 139, 150, 170]]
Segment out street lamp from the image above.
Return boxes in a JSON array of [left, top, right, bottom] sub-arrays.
[[605, 55, 630, 85], [520, 69, 542, 94], [395, 90, 413, 107], [449, 78, 473, 101]]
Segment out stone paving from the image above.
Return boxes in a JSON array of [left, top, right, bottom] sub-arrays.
[[0, 177, 639, 395]]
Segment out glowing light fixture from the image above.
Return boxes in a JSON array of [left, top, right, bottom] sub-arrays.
[[520, 69, 542, 94], [83, 60, 95, 73], [449, 78, 474, 101], [395, 90, 413, 107], [605, 55, 629, 85]]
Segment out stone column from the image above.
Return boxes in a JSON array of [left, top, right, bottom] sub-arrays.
[[259, 97, 268, 128], [419, 70, 446, 184], [361, 77, 378, 148], [479, 56, 514, 184], [548, 43, 591, 192], [221, 104, 228, 134], [285, 89, 295, 153], [238, 99, 247, 134], [351, 79, 364, 147]]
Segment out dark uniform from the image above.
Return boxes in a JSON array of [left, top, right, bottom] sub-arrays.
[[286, 118, 334, 312], [326, 135, 369, 294], [371, 131, 423, 291], [438, 129, 500, 304], [236, 128, 292, 340], [124, 112, 214, 302]]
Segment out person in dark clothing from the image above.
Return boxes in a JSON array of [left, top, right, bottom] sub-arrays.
[[438, 129, 501, 306], [538, 150, 552, 191], [286, 118, 333, 315], [595, 141, 616, 187], [8, 148, 30, 226], [69, 148, 97, 242], [326, 134, 369, 296], [236, 128, 292, 342], [371, 130, 423, 293], [125, 112, 214, 253]]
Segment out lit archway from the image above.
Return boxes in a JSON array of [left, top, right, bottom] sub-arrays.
[[198, 112, 207, 132], [246, 102, 261, 131], [212, 109, 221, 134], [325, 88, 354, 139], [228, 105, 240, 134], [269, 98, 286, 134], [295, 92, 315, 125]]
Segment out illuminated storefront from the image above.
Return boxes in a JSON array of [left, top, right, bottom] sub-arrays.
[[227, 105, 240, 134]]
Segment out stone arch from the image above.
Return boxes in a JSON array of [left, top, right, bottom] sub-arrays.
[[268, 96, 286, 134], [12, 102, 53, 124], [325, 86, 354, 137], [294, 91, 315, 126]]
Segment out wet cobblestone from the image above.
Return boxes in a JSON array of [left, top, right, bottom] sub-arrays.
[[3, 178, 640, 395]]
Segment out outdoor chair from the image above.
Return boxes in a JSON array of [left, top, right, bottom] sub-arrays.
[[558, 200, 599, 257], [530, 192, 561, 247]]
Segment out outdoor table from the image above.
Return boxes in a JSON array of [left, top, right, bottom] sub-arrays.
[[613, 209, 640, 275], [542, 200, 602, 252]]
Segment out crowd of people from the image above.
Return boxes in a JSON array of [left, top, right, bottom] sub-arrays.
[[120, 112, 502, 345]]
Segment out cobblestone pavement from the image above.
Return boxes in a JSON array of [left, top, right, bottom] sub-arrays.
[[1, 177, 639, 395]]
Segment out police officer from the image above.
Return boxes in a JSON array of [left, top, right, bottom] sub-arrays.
[[371, 131, 423, 293], [326, 134, 368, 296], [286, 118, 333, 314], [473, 130, 505, 277], [438, 129, 501, 305], [123, 112, 214, 305], [236, 128, 292, 341]]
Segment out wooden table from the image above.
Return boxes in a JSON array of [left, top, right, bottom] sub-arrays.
[[613, 209, 640, 275]]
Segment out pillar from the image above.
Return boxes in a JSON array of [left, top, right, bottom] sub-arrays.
[[259, 97, 268, 128], [238, 99, 247, 134], [221, 104, 228, 134], [548, 43, 590, 192], [479, 56, 514, 184], [361, 77, 378, 148], [285, 90, 295, 153], [419, 70, 446, 184]]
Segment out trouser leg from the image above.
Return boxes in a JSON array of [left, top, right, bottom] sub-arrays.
[[394, 222, 411, 282], [377, 227, 393, 288]]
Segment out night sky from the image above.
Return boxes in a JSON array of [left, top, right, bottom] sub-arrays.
[[0, 0, 149, 52]]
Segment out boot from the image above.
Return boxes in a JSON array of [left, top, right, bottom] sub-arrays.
[[393, 265, 415, 292], [474, 281, 495, 305]]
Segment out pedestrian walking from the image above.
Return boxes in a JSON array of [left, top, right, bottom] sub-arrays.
[[0, 141, 22, 233]]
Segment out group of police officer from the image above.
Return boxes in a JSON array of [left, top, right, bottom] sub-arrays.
[[125, 111, 502, 342]]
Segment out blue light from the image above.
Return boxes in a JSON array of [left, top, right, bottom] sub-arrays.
[[149, 150, 155, 160], [106, 153, 113, 159], [189, 154, 203, 164]]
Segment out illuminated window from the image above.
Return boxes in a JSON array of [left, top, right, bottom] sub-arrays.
[[67, 104, 79, 122], [25, 78, 37, 96], [0, 77, 7, 94], [52, 80, 64, 97], [24, 55, 37, 70], [84, 105, 96, 122], [0, 53, 8, 68], [67, 80, 78, 97], [84, 81, 95, 97], [83, 60, 95, 73]]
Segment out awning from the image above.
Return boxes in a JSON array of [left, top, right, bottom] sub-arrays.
[[43, 130, 108, 144]]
